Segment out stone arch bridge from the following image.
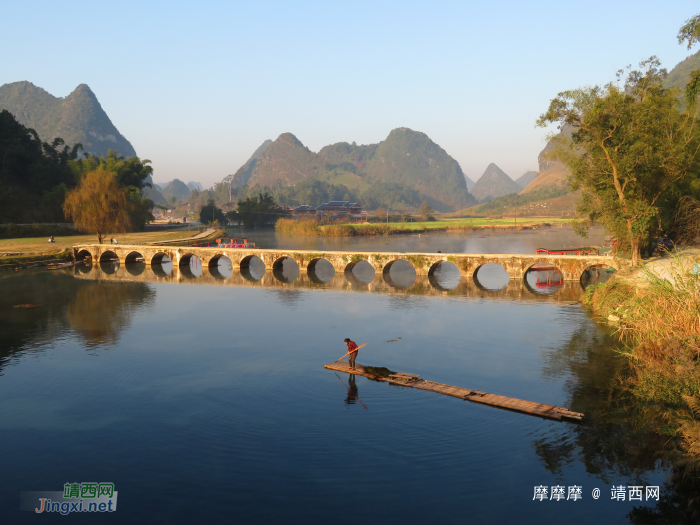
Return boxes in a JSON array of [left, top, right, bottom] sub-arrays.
[[73, 244, 625, 281]]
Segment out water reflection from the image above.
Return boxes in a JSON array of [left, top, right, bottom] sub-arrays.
[[428, 261, 461, 290], [126, 261, 147, 277], [383, 260, 416, 289], [336, 373, 367, 409], [525, 266, 564, 295], [308, 258, 335, 283], [473, 263, 510, 291], [66, 281, 155, 348], [0, 272, 154, 372], [70, 263, 587, 304]]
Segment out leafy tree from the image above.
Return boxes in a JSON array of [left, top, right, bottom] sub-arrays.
[[678, 13, 700, 49], [0, 110, 81, 222], [418, 201, 435, 221], [537, 57, 700, 265], [236, 192, 289, 228], [199, 199, 225, 224], [63, 167, 133, 244], [71, 150, 154, 228]]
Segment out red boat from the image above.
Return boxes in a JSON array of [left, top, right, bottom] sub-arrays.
[[535, 247, 598, 255]]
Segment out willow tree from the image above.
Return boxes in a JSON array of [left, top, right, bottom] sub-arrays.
[[63, 167, 133, 244], [537, 57, 700, 266]]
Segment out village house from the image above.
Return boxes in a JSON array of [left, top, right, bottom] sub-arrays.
[[292, 202, 367, 223]]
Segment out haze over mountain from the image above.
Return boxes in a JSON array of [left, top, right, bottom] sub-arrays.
[[230, 139, 274, 188], [515, 171, 537, 189], [187, 181, 204, 192], [161, 179, 191, 202], [0, 81, 136, 159], [234, 128, 475, 210], [143, 175, 167, 206], [464, 175, 476, 192], [470, 163, 522, 202]]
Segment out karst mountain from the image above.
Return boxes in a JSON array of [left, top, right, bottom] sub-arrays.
[[229, 128, 475, 211]]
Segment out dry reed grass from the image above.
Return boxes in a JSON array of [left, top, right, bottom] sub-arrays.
[[585, 254, 700, 474]]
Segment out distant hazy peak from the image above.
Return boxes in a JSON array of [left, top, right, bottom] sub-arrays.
[[276, 132, 307, 148], [515, 171, 538, 189], [470, 163, 521, 202]]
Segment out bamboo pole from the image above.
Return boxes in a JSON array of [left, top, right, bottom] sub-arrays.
[[337, 343, 367, 361]]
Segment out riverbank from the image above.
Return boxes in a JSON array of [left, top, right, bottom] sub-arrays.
[[276, 217, 569, 237], [0, 227, 213, 268], [583, 250, 700, 491]]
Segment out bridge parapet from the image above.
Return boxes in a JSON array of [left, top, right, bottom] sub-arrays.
[[72, 244, 627, 281]]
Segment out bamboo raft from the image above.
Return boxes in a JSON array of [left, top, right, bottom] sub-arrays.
[[324, 361, 584, 421]]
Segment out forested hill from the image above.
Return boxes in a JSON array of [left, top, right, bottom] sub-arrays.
[[665, 49, 700, 92], [238, 127, 475, 211], [0, 81, 136, 158]]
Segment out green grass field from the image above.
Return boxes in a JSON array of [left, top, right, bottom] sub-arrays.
[[0, 228, 201, 264]]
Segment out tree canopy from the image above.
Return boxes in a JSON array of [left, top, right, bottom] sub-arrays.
[[537, 57, 700, 265], [199, 199, 225, 225], [230, 193, 289, 228], [63, 167, 134, 244], [0, 109, 82, 222], [70, 150, 155, 230], [678, 13, 700, 50]]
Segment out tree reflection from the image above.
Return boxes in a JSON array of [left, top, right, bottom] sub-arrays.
[[0, 272, 155, 374], [534, 316, 700, 520], [66, 281, 154, 347]]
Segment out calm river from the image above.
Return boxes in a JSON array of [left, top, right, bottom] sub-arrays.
[[0, 226, 672, 524]]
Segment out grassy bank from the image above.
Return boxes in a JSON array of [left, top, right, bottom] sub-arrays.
[[583, 255, 700, 482], [276, 217, 569, 236], [0, 227, 204, 266]]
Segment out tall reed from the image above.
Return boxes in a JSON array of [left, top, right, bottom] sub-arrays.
[[585, 253, 700, 474]]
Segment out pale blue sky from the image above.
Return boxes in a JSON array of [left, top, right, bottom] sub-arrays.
[[2, 1, 698, 186]]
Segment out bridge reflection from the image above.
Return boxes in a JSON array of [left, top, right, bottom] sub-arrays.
[[72, 261, 587, 303]]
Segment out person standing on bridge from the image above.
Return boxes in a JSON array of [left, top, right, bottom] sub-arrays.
[[344, 338, 359, 370]]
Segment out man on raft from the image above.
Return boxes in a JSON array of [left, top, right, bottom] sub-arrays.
[[344, 338, 359, 370]]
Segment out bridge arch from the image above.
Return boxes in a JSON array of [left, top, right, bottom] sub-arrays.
[[75, 249, 93, 261], [307, 258, 336, 282], [179, 253, 199, 267], [473, 262, 510, 291], [580, 263, 615, 287], [99, 250, 119, 263], [239, 255, 266, 281], [382, 259, 417, 288], [272, 256, 300, 283], [427, 261, 461, 290], [207, 253, 231, 268], [150, 252, 171, 265], [524, 263, 564, 294], [124, 251, 145, 264], [344, 259, 375, 284]]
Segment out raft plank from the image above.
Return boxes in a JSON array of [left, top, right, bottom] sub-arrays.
[[324, 361, 583, 422]]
